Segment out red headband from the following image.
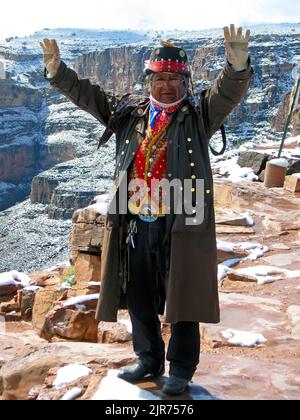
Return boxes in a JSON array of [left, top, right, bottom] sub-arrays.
[[147, 60, 189, 74]]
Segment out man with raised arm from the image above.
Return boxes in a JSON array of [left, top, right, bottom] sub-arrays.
[[40, 25, 252, 395]]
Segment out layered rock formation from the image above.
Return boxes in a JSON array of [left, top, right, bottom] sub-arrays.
[[30, 147, 114, 220], [0, 29, 148, 212], [1, 24, 299, 213], [74, 26, 300, 147]]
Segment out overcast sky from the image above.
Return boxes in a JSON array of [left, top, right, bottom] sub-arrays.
[[1, 0, 300, 39]]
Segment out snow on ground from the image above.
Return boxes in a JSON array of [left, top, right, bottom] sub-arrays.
[[24, 285, 41, 292], [212, 156, 258, 182], [92, 369, 160, 401], [53, 364, 92, 388], [89, 202, 109, 215], [213, 135, 300, 183], [88, 281, 101, 287], [88, 194, 111, 214], [0, 271, 31, 288], [61, 387, 83, 401], [0, 182, 15, 192], [217, 240, 269, 261], [268, 158, 289, 168], [44, 262, 71, 273], [216, 233, 300, 283], [92, 194, 110, 204], [227, 168, 259, 183], [239, 242, 270, 260], [217, 238, 271, 282], [242, 213, 255, 227], [233, 265, 300, 285], [221, 329, 267, 347], [119, 319, 133, 335], [218, 258, 246, 281], [63, 294, 99, 308], [59, 281, 73, 291], [218, 265, 231, 282], [217, 240, 236, 253]]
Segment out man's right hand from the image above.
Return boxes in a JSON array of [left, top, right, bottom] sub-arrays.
[[39, 39, 61, 77]]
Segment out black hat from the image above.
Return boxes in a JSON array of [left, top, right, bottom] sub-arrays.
[[144, 40, 191, 76]]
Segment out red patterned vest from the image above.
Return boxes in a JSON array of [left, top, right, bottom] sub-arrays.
[[128, 98, 184, 217]]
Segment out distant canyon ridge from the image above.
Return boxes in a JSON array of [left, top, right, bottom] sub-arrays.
[[0, 24, 299, 213]]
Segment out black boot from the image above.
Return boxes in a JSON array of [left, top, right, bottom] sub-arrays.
[[162, 376, 189, 395], [117, 360, 165, 383]]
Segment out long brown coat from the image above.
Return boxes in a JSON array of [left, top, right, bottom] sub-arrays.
[[47, 59, 253, 324]]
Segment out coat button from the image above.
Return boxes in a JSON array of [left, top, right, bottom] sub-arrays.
[[137, 109, 143, 115], [206, 189, 211, 194], [190, 163, 195, 167], [125, 140, 130, 144]]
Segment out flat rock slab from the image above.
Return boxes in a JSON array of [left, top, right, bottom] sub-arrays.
[[262, 251, 300, 270], [271, 244, 292, 251], [93, 370, 218, 401], [92, 370, 161, 400], [93, 348, 300, 400], [216, 226, 256, 235], [215, 213, 252, 227], [192, 353, 300, 400], [221, 272, 300, 307], [201, 293, 289, 348], [214, 179, 300, 219], [0, 322, 45, 363], [0, 341, 134, 400]]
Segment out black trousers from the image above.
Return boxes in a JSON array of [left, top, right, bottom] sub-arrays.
[[126, 215, 200, 380]]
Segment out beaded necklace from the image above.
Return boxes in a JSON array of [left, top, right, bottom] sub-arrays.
[[128, 98, 185, 217], [143, 113, 171, 184]]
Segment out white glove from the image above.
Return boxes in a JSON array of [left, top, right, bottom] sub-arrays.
[[223, 24, 250, 71], [39, 38, 61, 78]]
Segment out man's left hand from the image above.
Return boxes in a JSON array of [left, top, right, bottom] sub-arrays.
[[223, 24, 250, 71]]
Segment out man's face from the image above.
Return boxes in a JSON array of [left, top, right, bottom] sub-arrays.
[[150, 72, 186, 103]]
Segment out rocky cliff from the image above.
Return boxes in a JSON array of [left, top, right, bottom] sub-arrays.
[[1, 26, 299, 214], [0, 24, 299, 272], [73, 26, 300, 144], [0, 29, 148, 212]]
